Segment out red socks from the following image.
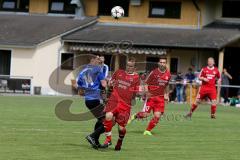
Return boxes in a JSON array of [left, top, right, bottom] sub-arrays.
[[146, 116, 160, 131], [191, 103, 198, 112], [211, 105, 217, 115], [103, 119, 113, 142], [191, 104, 216, 115], [118, 127, 126, 140]]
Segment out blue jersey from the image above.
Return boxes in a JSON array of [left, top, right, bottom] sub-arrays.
[[77, 64, 104, 100]]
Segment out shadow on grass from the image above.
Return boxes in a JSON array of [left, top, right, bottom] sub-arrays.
[[62, 143, 119, 152], [62, 143, 96, 151]]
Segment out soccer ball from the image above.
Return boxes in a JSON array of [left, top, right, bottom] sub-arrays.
[[111, 6, 124, 19]]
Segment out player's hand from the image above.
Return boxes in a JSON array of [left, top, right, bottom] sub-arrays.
[[217, 79, 221, 85], [101, 90, 107, 101], [108, 80, 115, 88], [78, 88, 85, 96], [164, 93, 169, 103], [72, 82, 78, 89]]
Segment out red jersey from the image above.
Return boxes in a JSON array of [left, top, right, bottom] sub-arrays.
[[199, 66, 220, 89], [145, 68, 171, 97], [110, 69, 140, 106]]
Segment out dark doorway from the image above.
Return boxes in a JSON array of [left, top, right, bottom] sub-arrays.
[[0, 50, 11, 75], [170, 58, 178, 74], [224, 47, 240, 96], [103, 54, 114, 71]]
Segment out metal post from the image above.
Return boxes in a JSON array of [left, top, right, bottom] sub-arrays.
[[217, 49, 224, 103], [115, 54, 120, 70], [190, 83, 193, 105]]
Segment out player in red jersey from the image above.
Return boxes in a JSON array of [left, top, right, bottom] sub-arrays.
[[186, 57, 221, 119], [128, 57, 171, 136], [102, 57, 140, 150]]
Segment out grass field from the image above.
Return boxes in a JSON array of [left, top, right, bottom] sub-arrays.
[[0, 96, 240, 160]]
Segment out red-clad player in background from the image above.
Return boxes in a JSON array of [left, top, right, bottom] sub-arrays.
[[186, 57, 221, 119], [128, 57, 171, 136], [102, 57, 140, 151]]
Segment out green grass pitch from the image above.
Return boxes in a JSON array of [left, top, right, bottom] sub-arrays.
[[0, 96, 240, 160]]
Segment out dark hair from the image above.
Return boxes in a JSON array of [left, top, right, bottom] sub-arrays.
[[128, 57, 136, 62], [159, 56, 167, 61], [88, 54, 98, 62]]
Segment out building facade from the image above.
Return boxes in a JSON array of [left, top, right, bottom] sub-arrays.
[[0, 0, 240, 95]]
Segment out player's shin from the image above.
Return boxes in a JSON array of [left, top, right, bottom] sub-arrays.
[[146, 116, 160, 132], [191, 103, 198, 113], [90, 122, 105, 145], [118, 127, 126, 141], [115, 127, 126, 151], [103, 119, 113, 143], [211, 105, 217, 115]]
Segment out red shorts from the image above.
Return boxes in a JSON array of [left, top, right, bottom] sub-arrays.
[[142, 96, 165, 113], [104, 99, 130, 127], [197, 87, 217, 100]]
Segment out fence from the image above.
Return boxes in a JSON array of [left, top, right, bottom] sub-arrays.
[[0, 75, 33, 94], [168, 81, 240, 106]]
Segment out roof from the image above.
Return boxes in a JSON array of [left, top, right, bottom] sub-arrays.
[[63, 23, 240, 50], [205, 19, 240, 30], [69, 44, 167, 55], [0, 14, 97, 48]]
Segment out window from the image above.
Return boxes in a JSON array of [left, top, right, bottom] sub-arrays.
[[49, 0, 75, 14], [0, 0, 29, 12], [130, 0, 141, 6], [170, 58, 178, 74], [51, 2, 64, 11], [149, 1, 181, 19], [222, 0, 240, 18], [98, 0, 129, 16], [0, 50, 11, 75], [61, 53, 74, 70], [3, 0, 15, 9]]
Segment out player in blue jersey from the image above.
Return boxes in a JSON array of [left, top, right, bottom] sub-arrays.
[[76, 54, 107, 148]]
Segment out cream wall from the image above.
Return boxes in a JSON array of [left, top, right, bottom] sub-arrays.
[[170, 49, 215, 74], [170, 49, 196, 73], [32, 39, 60, 95], [10, 38, 61, 95], [10, 48, 34, 77]]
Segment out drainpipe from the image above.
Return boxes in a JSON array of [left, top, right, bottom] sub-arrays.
[[192, 0, 201, 29], [71, 0, 85, 19]]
